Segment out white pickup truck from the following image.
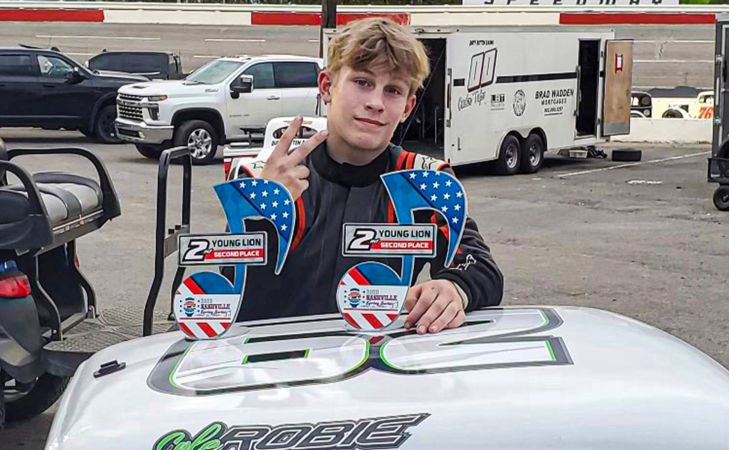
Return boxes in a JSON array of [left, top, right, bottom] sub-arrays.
[[115, 55, 323, 164]]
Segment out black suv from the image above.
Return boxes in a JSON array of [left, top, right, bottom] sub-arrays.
[[86, 50, 185, 80], [0, 47, 147, 143]]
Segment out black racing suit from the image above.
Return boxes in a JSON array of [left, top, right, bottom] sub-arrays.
[[232, 143, 504, 322]]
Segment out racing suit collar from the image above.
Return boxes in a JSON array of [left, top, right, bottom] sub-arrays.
[[311, 143, 391, 187]]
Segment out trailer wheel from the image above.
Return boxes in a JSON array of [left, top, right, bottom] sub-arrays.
[[713, 186, 729, 211], [495, 135, 521, 175], [519, 134, 544, 174], [612, 149, 642, 162]]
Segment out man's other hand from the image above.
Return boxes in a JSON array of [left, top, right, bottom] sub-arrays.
[[404, 280, 465, 334]]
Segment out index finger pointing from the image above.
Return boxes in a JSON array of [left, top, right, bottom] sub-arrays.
[[286, 129, 328, 165]]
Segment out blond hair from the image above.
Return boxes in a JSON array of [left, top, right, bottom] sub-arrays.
[[327, 18, 429, 94]]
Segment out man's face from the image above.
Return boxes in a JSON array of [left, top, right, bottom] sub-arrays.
[[319, 65, 417, 157]]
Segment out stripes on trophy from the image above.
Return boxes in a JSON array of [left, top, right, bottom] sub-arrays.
[[342, 311, 400, 330], [178, 321, 231, 339]]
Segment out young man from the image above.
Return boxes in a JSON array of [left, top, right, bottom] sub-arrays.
[[235, 18, 503, 334]]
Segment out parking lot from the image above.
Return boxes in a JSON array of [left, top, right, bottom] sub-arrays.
[[0, 129, 727, 448]]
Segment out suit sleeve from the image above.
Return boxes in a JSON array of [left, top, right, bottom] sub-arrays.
[[427, 170, 504, 311]]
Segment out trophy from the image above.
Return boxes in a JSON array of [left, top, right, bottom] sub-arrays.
[[336, 169, 468, 331], [173, 178, 296, 340], [172, 168, 468, 339]]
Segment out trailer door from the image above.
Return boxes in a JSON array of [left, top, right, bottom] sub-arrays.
[[444, 33, 499, 165], [713, 17, 729, 157], [602, 39, 633, 137]]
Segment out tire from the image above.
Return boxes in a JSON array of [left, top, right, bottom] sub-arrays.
[[494, 135, 521, 175], [662, 109, 685, 119], [612, 149, 642, 162], [519, 133, 545, 174], [4, 374, 69, 422], [713, 185, 729, 212], [94, 105, 122, 144], [173, 120, 218, 165], [719, 140, 729, 159], [135, 144, 164, 160]]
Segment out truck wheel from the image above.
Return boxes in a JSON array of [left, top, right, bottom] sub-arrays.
[[495, 135, 521, 175], [713, 185, 729, 211], [519, 134, 544, 174], [4, 374, 68, 422], [94, 105, 122, 144], [135, 144, 164, 160], [174, 120, 218, 165]]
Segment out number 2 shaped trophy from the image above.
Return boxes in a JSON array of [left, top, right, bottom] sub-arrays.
[[173, 178, 296, 340], [336, 169, 468, 331]]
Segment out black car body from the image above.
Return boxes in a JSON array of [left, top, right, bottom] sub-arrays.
[[0, 47, 147, 142], [86, 51, 184, 80]]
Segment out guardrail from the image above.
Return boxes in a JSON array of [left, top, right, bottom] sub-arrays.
[[0, 2, 729, 12], [0, 2, 725, 25]]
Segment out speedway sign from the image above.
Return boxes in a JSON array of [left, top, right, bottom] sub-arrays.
[[463, 0, 678, 5]]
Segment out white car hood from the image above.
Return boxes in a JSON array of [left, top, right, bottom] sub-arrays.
[[45, 306, 729, 450], [119, 80, 217, 97]]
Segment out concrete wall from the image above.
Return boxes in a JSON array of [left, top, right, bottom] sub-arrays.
[[611, 118, 712, 144]]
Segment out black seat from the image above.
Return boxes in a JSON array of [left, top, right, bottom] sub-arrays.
[[1, 173, 103, 227], [0, 138, 120, 253]]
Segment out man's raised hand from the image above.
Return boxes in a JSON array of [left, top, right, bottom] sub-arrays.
[[260, 116, 328, 200]]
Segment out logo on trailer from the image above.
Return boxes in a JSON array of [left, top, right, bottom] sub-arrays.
[[491, 93, 505, 110], [513, 89, 527, 117], [467, 48, 497, 92]]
